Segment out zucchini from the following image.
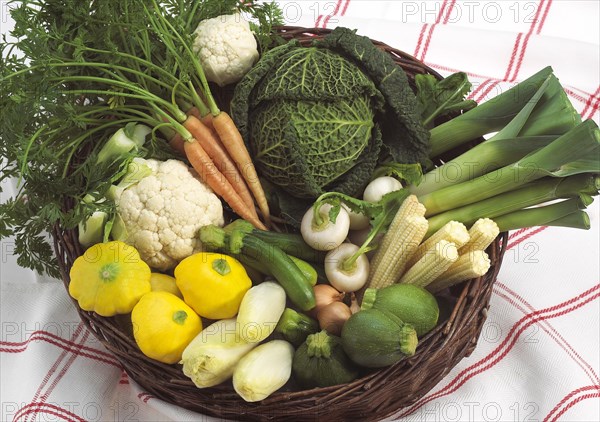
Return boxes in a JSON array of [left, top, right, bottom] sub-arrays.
[[275, 308, 319, 347], [292, 330, 359, 388], [341, 308, 418, 368], [200, 225, 316, 311], [225, 219, 326, 262], [361, 284, 439, 337]]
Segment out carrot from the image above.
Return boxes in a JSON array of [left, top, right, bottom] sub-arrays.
[[169, 133, 186, 155], [212, 111, 271, 225], [183, 115, 257, 214], [183, 139, 267, 230]]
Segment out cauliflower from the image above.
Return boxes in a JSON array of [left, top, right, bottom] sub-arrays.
[[193, 13, 259, 87], [117, 159, 224, 271]]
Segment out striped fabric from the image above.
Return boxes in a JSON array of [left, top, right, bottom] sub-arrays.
[[1, 1, 598, 421]]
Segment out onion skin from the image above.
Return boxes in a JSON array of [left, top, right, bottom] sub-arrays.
[[317, 301, 352, 336], [310, 284, 345, 318]]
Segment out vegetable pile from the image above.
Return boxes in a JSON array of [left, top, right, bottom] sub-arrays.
[[1, 0, 599, 405]]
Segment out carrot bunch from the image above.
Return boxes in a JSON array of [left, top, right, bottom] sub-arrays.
[[172, 109, 270, 230]]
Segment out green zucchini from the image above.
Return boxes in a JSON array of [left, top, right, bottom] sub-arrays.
[[341, 308, 418, 368], [289, 256, 318, 286], [361, 284, 439, 337], [292, 330, 359, 388], [275, 308, 319, 347], [200, 225, 316, 311], [224, 219, 326, 262]]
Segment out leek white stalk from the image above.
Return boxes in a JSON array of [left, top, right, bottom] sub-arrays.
[[181, 319, 256, 388], [236, 281, 286, 343], [233, 340, 295, 402]]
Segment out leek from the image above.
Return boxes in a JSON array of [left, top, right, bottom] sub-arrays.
[[425, 174, 600, 236], [414, 73, 579, 195], [493, 198, 590, 232], [429, 67, 554, 157], [420, 120, 600, 217]]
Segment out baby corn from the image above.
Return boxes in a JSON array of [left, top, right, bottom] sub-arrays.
[[367, 195, 428, 289], [458, 218, 500, 254], [427, 250, 491, 293], [399, 239, 459, 287], [407, 220, 469, 269]]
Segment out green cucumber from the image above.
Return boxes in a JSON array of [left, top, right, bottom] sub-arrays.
[[361, 284, 439, 337], [341, 308, 418, 368]]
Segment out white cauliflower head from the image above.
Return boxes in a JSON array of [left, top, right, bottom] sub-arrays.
[[193, 13, 259, 87], [117, 159, 224, 271]]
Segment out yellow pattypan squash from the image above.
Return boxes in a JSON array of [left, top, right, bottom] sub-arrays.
[[131, 291, 202, 364], [68, 241, 151, 317], [174, 252, 252, 319], [150, 273, 183, 299]]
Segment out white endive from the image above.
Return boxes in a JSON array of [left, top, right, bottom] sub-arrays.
[[236, 281, 286, 343], [180, 318, 256, 388], [233, 340, 294, 402]]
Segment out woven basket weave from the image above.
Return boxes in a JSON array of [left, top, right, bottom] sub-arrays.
[[53, 27, 508, 422]]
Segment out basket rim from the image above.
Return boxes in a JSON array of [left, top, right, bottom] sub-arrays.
[[51, 25, 509, 422]]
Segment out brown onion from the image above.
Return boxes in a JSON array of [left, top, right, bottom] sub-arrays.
[[310, 284, 345, 318], [317, 301, 352, 337]]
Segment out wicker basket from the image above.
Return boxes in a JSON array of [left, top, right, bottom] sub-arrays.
[[52, 27, 508, 422]]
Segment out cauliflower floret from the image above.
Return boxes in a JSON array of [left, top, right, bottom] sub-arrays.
[[117, 159, 224, 271], [193, 13, 259, 87]]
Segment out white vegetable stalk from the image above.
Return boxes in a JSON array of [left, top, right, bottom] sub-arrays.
[[301, 203, 350, 251], [233, 340, 294, 402], [236, 281, 286, 343], [181, 319, 256, 388]]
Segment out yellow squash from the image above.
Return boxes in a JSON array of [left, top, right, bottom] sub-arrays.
[[68, 241, 151, 317], [174, 252, 252, 319], [150, 273, 183, 299], [131, 291, 202, 364]]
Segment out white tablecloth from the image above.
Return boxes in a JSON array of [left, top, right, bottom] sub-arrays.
[[1, 1, 599, 421]]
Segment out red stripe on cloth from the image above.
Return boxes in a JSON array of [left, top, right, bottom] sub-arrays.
[[442, 0, 457, 24], [398, 285, 600, 417], [13, 403, 86, 422], [341, 0, 351, 16], [413, 24, 429, 58], [496, 283, 600, 385], [418, 0, 450, 60], [0, 329, 117, 361], [508, 0, 553, 82], [536, 0, 553, 34], [314, 14, 323, 28], [138, 392, 155, 404], [581, 86, 600, 119], [506, 226, 548, 250], [21, 331, 91, 422], [322, 0, 344, 28], [425, 62, 499, 80], [19, 323, 84, 422], [508, 227, 532, 240], [548, 392, 600, 422], [474, 80, 501, 104], [467, 79, 493, 100], [544, 385, 600, 421], [503, 32, 524, 81], [1, 331, 121, 368]]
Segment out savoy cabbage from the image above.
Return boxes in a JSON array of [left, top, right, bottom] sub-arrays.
[[231, 27, 429, 221]]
